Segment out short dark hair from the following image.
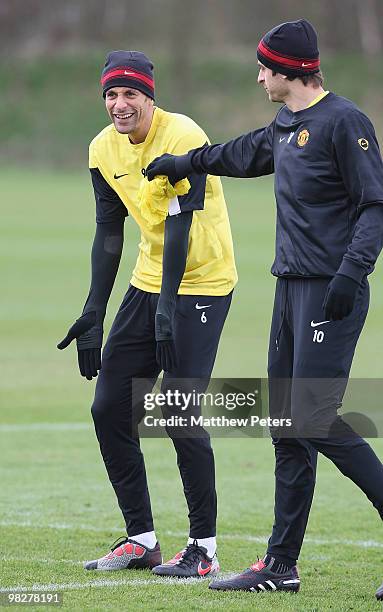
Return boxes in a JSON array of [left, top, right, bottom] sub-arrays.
[[289, 70, 324, 87], [272, 69, 324, 87]]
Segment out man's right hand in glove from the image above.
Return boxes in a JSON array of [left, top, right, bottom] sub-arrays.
[[57, 311, 103, 380]]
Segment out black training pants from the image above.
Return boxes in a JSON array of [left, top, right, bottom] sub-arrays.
[[91, 285, 232, 538], [267, 277, 383, 564]]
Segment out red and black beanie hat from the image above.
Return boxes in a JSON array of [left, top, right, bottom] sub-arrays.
[[101, 50, 155, 99], [257, 19, 320, 77]]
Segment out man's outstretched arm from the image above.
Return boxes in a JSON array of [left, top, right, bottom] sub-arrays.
[[146, 125, 275, 184]]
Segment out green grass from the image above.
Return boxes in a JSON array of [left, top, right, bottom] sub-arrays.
[[1, 169, 383, 610]]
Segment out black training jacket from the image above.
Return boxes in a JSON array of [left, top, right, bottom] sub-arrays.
[[181, 93, 383, 282]]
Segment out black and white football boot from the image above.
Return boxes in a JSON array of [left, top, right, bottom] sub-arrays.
[[209, 558, 300, 592]]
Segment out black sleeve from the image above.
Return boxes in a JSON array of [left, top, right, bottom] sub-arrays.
[[82, 220, 125, 323], [90, 168, 129, 223], [83, 220, 124, 322], [332, 110, 383, 211], [155, 212, 193, 340], [177, 173, 207, 212], [337, 205, 383, 283], [175, 123, 275, 179]]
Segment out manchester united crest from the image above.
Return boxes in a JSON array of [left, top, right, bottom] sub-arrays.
[[297, 129, 310, 147]]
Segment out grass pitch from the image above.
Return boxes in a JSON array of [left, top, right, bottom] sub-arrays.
[[1, 169, 383, 610]]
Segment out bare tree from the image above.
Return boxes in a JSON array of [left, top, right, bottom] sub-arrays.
[[355, 0, 382, 55]]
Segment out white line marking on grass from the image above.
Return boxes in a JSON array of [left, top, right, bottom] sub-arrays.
[[1, 522, 381, 550], [0, 520, 121, 533], [0, 576, 213, 593], [165, 531, 383, 550], [1, 556, 81, 566], [0, 423, 91, 433]]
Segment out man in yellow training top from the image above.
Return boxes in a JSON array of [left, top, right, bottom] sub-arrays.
[[57, 50, 237, 577]]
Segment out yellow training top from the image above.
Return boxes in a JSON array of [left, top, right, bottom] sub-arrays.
[[89, 107, 237, 296]]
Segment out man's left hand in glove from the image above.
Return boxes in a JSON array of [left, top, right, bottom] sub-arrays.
[[322, 274, 360, 321]]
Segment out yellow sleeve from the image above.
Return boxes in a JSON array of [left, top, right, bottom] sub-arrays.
[[89, 139, 98, 169], [170, 126, 211, 156]]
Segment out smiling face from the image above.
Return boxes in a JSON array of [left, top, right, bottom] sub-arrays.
[[105, 86, 154, 143], [257, 62, 290, 103]]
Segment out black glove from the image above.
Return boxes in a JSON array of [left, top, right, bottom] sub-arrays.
[[155, 312, 177, 373], [57, 311, 103, 380], [146, 153, 190, 185], [322, 274, 360, 321]]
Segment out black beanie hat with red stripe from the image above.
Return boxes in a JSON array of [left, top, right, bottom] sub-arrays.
[[257, 19, 320, 77], [101, 50, 155, 99]]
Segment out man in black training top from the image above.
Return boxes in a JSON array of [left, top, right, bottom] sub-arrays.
[[146, 20, 383, 600]]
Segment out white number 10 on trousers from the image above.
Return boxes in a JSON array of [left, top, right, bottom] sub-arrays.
[[313, 329, 325, 343]]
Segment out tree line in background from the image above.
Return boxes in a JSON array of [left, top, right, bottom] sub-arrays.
[[2, 0, 383, 58], [1, 0, 383, 167]]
